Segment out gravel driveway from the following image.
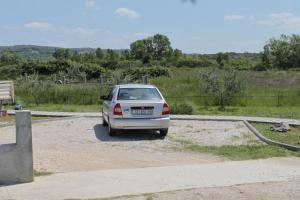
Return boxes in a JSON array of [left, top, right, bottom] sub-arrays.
[[0, 118, 259, 173]]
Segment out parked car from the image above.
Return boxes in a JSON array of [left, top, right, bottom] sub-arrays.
[[101, 84, 170, 137]]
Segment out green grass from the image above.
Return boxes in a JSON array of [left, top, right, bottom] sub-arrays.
[[11, 69, 300, 118], [25, 104, 101, 112], [0, 115, 49, 123], [33, 170, 53, 177], [252, 123, 300, 146], [174, 139, 300, 160], [196, 106, 300, 119]]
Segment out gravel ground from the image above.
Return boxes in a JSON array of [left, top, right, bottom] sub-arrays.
[[0, 118, 259, 173]]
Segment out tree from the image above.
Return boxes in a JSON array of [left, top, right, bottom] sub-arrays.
[[95, 48, 104, 60], [151, 34, 173, 60], [130, 39, 153, 63], [216, 52, 229, 68], [0, 51, 20, 64], [201, 67, 245, 110], [173, 49, 183, 60], [71, 51, 82, 62], [104, 49, 119, 68], [130, 34, 173, 63], [121, 50, 131, 60], [53, 48, 70, 60], [262, 34, 300, 69]]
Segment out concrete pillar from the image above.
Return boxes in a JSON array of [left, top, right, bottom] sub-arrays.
[[0, 111, 33, 185]]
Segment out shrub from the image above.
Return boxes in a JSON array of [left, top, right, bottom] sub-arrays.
[[170, 102, 195, 115], [201, 67, 245, 110], [252, 63, 268, 71], [124, 66, 170, 80], [177, 57, 213, 68]]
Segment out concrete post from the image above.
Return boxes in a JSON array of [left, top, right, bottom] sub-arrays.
[[142, 75, 148, 85], [0, 111, 33, 185]]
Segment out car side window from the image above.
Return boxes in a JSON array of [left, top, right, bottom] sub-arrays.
[[107, 88, 114, 101]]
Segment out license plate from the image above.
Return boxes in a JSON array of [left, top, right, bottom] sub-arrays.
[[131, 109, 153, 115]]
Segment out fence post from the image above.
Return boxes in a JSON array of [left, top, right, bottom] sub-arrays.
[[100, 75, 105, 87], [277, 93, 281, 107], [99, 75, 105, 99], [142, 75, 148, 85], [84, 74, 87, 84]]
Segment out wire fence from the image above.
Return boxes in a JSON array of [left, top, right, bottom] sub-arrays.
[[12, 75, 300, 107]]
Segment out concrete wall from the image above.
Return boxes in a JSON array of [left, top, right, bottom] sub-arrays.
[[0, 111, 33, 185]]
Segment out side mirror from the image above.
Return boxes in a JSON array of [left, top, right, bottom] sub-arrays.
[[100, 95, 109, 100]]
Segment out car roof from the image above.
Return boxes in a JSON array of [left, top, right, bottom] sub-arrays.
[[117, 84, 156, 89]]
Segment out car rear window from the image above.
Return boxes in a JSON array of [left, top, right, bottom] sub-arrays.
[[117, 88, 162, 100]]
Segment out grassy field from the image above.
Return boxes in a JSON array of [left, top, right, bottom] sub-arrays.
[[253, 123, 300, 146], [11, 69, 300, 118], [174, 138, 300, 160], [8, 104, 298, 120], [24, 104, 101, 112]]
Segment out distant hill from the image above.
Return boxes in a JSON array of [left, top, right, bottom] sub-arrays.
[[0, 45, 125, 59]]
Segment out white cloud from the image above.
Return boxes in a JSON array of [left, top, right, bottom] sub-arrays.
[[224, 15, 244, 21], [115, 8, 141, 19], [24, 21, 52, 30], [258, 12, 300, 28]]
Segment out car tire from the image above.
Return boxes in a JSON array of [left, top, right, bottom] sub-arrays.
[[159, 129, 168, 137], [108, 120, 117, 137]]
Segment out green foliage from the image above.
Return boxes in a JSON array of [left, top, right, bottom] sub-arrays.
[[176, 57, 213, 68], [175, 139, 299, 160], [116, 60, 143, 69], [52, 48, 70, 60], [0, 51, 20, 65], [121, 66, 170, 81], [253, 123, 300, 146], [15, 81, 103, 105], [34, 170, 53, 177], [216, 52, 229, 68], [201, 67, 245, 110], [95, 48, 104, 60], [170, 102, 195, 114], [262, 34, 300, 69], [130, 34, 173, 63]]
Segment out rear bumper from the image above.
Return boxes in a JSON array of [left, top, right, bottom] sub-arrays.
[[110, 117, 170, 130]]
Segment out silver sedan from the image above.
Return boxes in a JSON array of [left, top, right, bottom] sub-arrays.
[[101, 84, 170, 137]]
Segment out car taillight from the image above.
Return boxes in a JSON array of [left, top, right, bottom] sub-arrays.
[[113, 103, 123, 116], [162, 103, 170, 115]]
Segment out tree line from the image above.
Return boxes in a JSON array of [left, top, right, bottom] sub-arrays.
[[0, 34, 299, 80]]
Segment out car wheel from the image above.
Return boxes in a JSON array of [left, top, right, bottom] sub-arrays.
[[159, 129, 168, 137], [108, 120, 117, 137]]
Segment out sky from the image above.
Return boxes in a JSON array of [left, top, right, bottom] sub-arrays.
[[0, 0, 299, 53]]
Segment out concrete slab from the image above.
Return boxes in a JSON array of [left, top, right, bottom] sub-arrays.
[[1, 157, 300, 200]]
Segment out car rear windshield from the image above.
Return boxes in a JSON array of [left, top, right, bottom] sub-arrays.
[[117, 88, 162, 100]]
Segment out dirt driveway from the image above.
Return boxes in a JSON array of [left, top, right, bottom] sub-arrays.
[[0, 118, 258, 173]]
